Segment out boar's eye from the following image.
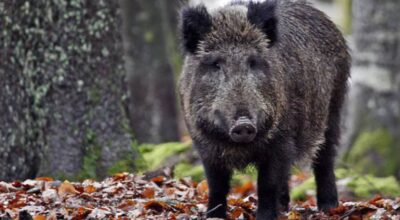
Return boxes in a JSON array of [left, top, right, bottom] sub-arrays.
[[248, 57, 258, 69], [201, 56, 223, 70], [247, 55, 268, 70]]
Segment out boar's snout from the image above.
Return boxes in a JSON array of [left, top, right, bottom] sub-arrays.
[[229, 117, 257, 143]]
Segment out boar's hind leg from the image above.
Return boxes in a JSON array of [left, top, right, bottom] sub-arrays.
[[313, 72, 348, 211], [204, 163, 232, 219], [312, 111, 341, 211], [313, 130, 339, 211]]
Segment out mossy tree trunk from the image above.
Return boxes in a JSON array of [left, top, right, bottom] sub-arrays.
[[343, 0, 400, 179], [120, 0, 180, 144], [0, 28, 43, 181], [0, 1, 136, 180]]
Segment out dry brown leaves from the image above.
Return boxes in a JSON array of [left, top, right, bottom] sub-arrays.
[[0, 173, 399, 219]]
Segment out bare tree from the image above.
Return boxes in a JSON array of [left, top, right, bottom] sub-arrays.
[[120, 0, 180, 143], [344, 0, 400, 178]]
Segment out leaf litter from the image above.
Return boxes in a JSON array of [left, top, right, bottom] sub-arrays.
[[0, 172, 399, 219]]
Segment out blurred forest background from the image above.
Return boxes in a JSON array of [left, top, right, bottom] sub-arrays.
[[0, 0, 399, 198]]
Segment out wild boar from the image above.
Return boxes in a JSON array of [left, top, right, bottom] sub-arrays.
[[178, 0, 350, 219]]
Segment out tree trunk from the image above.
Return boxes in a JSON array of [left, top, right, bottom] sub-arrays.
[[0, 32, 43, 181], [343, 0, 400, 178], [0, 1, 136, 180], [120, 0, 180, 144]]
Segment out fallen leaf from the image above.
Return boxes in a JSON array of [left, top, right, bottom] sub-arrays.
[[196, 180, 208, 196], [12, 181, 22, 188], [144, 200, 169, 212], [117, 200, 136, 210], [112, 173, 128, 181], [232, 181, 254, 196], [47, 211, 57, 220], [33, 215, 46, 220], [87, 208, 110, 219], [35, 177, 54, 182], [0, 182, 18, 192], [165, 187, 175, 196], [369, 195, 383, 205], [42, 189, 58, 203], [75, 207, 91, 219], [58, 181, 79, 197], [231, 207, 244, 219], [151, 176, 165, 185], [288, 210, 301, 220], [168, 212, 177, 220], [143, 187, 155, 199], [329, 204, 347, 215], [84, 185, 96, 194]]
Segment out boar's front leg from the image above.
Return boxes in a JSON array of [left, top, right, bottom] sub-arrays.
[[256, 160, 290, 220], [204, 162, 232, 219], [256, 138, 293, 220], [279, 180, 290, 212]]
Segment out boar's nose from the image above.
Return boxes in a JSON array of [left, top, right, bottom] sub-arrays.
[[229, 117, 257, 143]]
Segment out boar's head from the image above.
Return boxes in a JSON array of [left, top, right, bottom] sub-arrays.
[[179, 2, 287, 145]]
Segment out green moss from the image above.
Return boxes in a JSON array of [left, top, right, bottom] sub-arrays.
[[290, 168, 400, 201], [104, 139, 138, 176], [52, 172, 71, 181], [291, 177, 316, 201], [347, 175, 400, 198], [77, 143, 101, 180], [107, 157, 136, 175], [88, 89, 101, 104], [144, 31, 154, 43], [140, 142, 191, 170], [170, 48, 183, 79], [174, 163, 204, 182], [335, 0, 352, 35], [346, 128, 397, 177], [335, 168, 352, 179], [231, 166, 257, 186], [76, 129, 101, 180]]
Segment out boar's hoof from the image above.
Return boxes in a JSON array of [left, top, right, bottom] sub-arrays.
[[318, 201, 339, 213], [256, 210, 278, 220]]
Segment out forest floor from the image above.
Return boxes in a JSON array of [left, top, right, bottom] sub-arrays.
[[0, 172, 399, 220]]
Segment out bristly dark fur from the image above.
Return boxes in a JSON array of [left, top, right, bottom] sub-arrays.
[[229, 0, 248, 6], [248, 0, 278, 46], [180, 5, 212, 54], [178, 1, 350, 219]]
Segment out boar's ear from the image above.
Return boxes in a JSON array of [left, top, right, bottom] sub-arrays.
[[180, 5, 212, 54], [247, 0, 278, 46]]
